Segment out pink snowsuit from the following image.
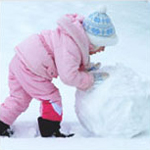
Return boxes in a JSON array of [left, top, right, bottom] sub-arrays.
[[0, 14, 94, 125]]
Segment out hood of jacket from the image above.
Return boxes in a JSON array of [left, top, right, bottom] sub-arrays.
[[57, 14, 91, 67]]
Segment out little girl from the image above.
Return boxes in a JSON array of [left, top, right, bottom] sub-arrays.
[[0, 7, 118, 137]]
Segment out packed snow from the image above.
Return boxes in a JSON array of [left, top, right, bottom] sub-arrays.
[[0, 1, 150, 150], [76, 64, 150, 138]]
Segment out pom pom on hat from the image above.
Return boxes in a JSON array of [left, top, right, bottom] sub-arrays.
[[83, 6, 118, 47], [98, 6, 107, 13]]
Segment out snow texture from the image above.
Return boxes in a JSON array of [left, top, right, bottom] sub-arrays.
[[76, 64, 150, 138]]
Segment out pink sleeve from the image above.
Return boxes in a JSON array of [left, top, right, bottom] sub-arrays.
[[54, 36, 94, 91]]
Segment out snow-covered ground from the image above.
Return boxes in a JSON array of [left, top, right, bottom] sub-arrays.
[[0, 1, 150, 150]]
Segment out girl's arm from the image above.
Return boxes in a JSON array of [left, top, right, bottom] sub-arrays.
[[54, 37, 94, 91]]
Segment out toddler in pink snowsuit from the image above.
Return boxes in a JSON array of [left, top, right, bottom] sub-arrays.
[[0, 8, 118, 137]]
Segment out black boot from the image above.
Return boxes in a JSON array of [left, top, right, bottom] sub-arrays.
[[0, 120, 13, 137], [38, 117, 74, 138]]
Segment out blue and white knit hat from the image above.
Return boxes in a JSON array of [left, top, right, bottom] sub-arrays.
[[83, 7, 118, 47]]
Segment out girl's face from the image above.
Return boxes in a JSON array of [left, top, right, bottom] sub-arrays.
[[89, 46, 105, 55]]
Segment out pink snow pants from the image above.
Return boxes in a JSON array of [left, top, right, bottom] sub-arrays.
[[0, 55, 62, 125]]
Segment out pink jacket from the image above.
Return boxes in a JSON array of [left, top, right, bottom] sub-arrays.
[[15, 14, 94, 90]]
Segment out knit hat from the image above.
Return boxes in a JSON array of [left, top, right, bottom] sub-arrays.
[[83, 7, 118, 47]]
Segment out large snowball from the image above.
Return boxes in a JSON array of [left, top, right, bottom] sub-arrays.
[[75, 64, 150, 138]]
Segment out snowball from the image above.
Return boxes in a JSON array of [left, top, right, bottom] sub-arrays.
[[75, 64, 150, 138]]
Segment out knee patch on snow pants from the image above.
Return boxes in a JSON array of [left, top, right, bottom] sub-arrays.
[[40, 100, 62, 122]]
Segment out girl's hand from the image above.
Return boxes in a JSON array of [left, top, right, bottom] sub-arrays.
[[93, 72, 109, 82], [87, 62, 101, 72]]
